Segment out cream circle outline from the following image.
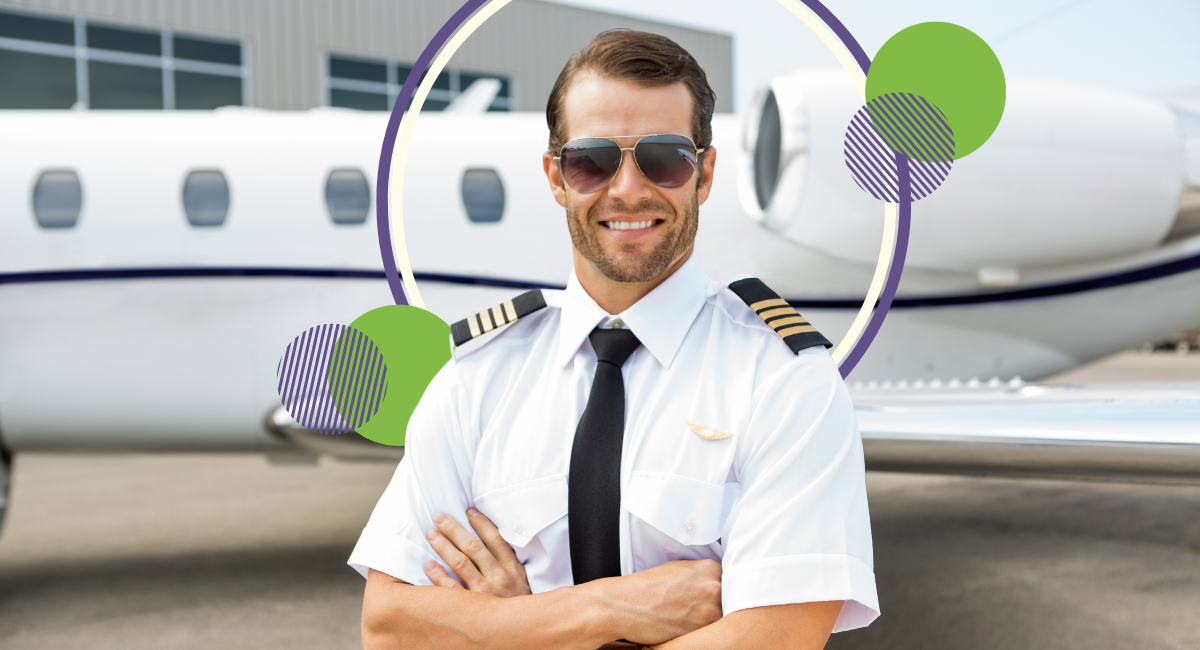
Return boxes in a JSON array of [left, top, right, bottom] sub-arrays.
[[382, 0, 909, 375]]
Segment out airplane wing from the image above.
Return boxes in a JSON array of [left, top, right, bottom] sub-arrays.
[[264, 381, 1200, 487], [852, 381, 1200, 485]]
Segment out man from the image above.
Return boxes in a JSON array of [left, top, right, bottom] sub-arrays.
[[350, 30, 878, 649]]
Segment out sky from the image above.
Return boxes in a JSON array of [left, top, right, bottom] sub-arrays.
[[544, 0, 1200, 113]]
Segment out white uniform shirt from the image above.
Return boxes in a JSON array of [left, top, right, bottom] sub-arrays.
[[348, 256, 879, 632]]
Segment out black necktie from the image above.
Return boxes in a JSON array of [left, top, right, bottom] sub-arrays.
[[569, 327, 643, 584]]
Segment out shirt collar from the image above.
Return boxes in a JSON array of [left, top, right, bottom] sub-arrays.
[[555, 255, 712, 369]]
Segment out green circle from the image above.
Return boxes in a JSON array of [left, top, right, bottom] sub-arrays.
[[866, 22, 1005, 160], [345, 305, 451, 447]]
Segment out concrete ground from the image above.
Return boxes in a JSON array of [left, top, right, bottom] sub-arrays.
[[1, 350, 1199, 649]]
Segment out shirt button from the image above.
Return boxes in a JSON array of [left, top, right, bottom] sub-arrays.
[[611, 319, 625, 329], [511, 523, 522, 535], [683, 522, 697, 535]]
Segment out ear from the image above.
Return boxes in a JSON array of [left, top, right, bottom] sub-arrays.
[[696, 146, 718, 207], [543, 151, 568, 208]]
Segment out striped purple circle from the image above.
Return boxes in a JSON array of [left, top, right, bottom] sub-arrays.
[[276, 324, 388, 435], [844, 93, 954, 202]]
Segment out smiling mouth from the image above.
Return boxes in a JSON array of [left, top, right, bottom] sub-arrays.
[[600, 219, 664, 230]]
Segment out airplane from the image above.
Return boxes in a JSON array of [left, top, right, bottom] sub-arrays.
[[1, 71, 1198, 532]]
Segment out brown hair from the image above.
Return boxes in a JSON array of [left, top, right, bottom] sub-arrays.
[[546, 29, 717, 156]]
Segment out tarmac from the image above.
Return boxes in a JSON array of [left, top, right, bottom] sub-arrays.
[[1, 350, 1198, 649]]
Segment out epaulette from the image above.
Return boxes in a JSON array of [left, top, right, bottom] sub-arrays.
[[728, 278, 832, 354], [450, 289, 548, 347]]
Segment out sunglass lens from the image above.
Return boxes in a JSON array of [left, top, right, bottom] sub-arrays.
[[560, 138, 622, 193], [634, 135, 699, 188]]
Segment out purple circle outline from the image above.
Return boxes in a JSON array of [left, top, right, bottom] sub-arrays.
[[373, 0, 911, 378], [796, 0, 911, 378], [375, 0, 489, 306]]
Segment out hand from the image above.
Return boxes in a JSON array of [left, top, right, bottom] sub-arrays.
[[603, 559, 723, 646], [424, 508, 532, 598]]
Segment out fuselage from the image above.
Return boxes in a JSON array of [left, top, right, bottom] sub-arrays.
[[1, 74, 1198, 451]]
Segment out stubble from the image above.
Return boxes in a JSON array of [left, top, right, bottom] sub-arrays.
[[566, 192, 699, 283]]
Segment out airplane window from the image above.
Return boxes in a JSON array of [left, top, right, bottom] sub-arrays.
[[325, 169, 371, 224], [461, 168, 505, 223], [32, 170, 82, 229], [182, 170, 230, 227]]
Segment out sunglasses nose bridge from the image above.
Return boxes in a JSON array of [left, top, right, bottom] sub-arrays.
[[609, 145, 656, 194]]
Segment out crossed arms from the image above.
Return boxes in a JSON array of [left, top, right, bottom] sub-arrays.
[[360, 508, 842, 650]]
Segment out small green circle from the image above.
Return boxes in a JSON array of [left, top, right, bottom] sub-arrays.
[[866, 22, 1005, 160], [346, 305, 451, 446]]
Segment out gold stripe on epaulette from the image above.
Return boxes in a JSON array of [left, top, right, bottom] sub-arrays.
[[769, 316, 809, 330], [777, 324, 817, 338], [453, 290, 547, 347], [758, 306, 798, 321], [467, 299, 522, 342], [750, 298, 790, 312]]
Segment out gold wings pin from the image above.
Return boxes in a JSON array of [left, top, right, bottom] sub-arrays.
[[686, 421, 733, 441]]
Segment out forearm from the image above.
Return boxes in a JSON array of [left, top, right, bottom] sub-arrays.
[[649, 601, 844, 650], [362, 570, 620, 650]]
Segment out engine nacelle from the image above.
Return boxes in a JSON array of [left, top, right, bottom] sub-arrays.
[[740, 70, 1187, 273]]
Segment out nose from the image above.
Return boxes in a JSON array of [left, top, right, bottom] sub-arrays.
[[605, 147, 654, 203]]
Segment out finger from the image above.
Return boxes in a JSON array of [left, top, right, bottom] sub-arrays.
[[424, 560, 465, 589], [426, 526, 484, 586], [434, 512, 500, 576], [466, 508, 524, 573]]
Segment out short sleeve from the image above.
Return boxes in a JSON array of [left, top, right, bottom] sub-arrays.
[[720, 349, 879, 632], [347, 359, 477, 585]]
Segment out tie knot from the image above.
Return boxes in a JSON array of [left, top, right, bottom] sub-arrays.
[[589, 327, 642, 366]]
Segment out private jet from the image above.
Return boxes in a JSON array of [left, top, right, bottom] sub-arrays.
[[1, 71, 1198, 531]]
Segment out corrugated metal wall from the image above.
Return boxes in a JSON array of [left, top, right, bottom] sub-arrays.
[[0, 0, 733, 112]]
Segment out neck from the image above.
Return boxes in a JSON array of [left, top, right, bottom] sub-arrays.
[[573, 245, 694, 315]]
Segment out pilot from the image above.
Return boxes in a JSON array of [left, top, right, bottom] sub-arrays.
[[350, 30, 877, 649]]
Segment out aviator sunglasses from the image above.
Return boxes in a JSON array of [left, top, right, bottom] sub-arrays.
[[554, 133, 704, 194]]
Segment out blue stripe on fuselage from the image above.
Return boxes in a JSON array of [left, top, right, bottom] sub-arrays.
[[1, 250, 1199, 308]]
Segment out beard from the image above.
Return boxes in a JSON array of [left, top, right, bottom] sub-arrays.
[[566, 191, 699, 283]]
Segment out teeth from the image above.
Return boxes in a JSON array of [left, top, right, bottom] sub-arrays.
[[604, 220, 655, 230]]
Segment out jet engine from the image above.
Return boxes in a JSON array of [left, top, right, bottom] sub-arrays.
[[740, 70, 1189, 274]]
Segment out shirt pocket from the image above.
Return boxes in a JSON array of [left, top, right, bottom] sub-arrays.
[[474, 474, 569, 548], [624, 470, 742, 547]]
